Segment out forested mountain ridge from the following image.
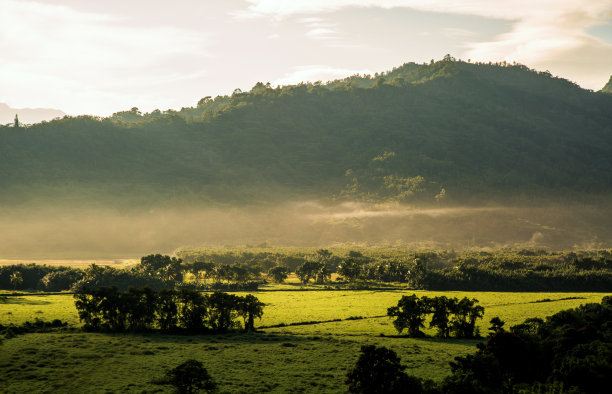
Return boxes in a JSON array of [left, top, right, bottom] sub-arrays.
[[1, 58, 611, 207]]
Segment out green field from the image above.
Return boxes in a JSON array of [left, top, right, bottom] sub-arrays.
[[1, 289, 609, 393]]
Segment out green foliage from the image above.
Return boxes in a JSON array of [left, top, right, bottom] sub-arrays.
[[0, 318, 66, 339], [339, 151, 431, 203], [0, 264, 82, 291], [138, 254, 184, 282], [601, 75, 612, 94], [40, 270, 84, 292], [488, 317, 505, 335], [2, 59, 612, 206], [267, 266, 289, 283], [178, 247, 612, 291], [441, 297, 612, 393], [9, 271, 23, 290], [73, 287, 264, 333], [72, 264, 168, 292], [346, 345, 430, 394], [388, 294, 485, 338], [160, 359, 217, 394]]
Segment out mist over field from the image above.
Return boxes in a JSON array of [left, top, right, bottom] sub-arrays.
[[1, 201, 610, 259]]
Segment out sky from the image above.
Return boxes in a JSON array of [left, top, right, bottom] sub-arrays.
[[1, 0, 611, 116]]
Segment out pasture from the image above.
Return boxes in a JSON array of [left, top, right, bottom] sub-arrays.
[[0, 288, 609, 393]]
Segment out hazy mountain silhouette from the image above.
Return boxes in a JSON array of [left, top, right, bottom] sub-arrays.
[[0, 103, 65, 125]]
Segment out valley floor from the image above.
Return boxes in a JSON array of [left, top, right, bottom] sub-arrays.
[[0, 289, 608, 393]]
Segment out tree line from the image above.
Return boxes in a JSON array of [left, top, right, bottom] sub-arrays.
[[74, 287, 264, 333], [387, 294, 484, 338], [2, 249, 611, 293]]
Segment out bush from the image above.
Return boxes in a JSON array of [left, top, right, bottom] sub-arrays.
[[40, 270, 84, 291], [161, 359, 217, 393]]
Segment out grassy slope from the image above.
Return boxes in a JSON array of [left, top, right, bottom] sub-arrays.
[[1, 289, 609, 393]]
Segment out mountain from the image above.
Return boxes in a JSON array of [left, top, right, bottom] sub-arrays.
[[602, 75, 612, 94], [0, 103, 65, 125], [1, 58, 611, 208]]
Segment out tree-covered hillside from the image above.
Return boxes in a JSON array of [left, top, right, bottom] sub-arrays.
[[1, 57, 611, 207]]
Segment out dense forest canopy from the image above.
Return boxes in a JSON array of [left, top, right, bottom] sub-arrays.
[[1, 57, 611, 208]]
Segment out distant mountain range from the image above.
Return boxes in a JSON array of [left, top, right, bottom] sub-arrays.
[[0, 103, 65, 125], [0, 58, 611, 207]]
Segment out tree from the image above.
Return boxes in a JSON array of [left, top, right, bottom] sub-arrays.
[[428, 296, 455, 338], [237, 294, 264, 332], [338, 258, 362, 282], [488, 317, 505, 335], [157, 288, 179, 332], [268, 266, 289, 283], [206, 291, 240, 332], [162, 359, 217, 394], [315, 262, 332, 284], [408, 257, 428, 289], [346, 345, 426, 394], [9, 271, 23, 290], [123, 286, 157, 332], [187, 261, 215, 283], [295, 261, 319, 284], [13, 114, 20, 128], [139, 254, 184, 282], [387, 294, 428, 337], [177, 289, 208, 332], [449, 297, 484, 338]]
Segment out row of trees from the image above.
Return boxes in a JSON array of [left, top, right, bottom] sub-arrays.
[[349, 296, 612, 393], [74, 287, 264, 333], [387, 294, 484, 338], [2, 249, 611, 292]]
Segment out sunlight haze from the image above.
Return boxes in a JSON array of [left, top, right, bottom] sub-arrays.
[[1, 0, 611, 116]]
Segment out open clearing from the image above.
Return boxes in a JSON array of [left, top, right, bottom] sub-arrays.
[[1, 289, 609, 393]]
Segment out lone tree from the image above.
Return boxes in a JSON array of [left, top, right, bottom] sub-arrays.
[[161, 359, 217, 393], [346, 345, 425, 393], [13, 114, 20, 128]]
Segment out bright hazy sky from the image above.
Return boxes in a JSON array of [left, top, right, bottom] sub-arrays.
[[1, 0, 611, 116]]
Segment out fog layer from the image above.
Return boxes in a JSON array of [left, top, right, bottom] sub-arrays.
[[1, 202, 611, 259]]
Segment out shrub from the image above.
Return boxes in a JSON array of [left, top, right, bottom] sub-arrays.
[[161, 359, 217, 394]]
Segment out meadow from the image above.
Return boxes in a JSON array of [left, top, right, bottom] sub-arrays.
[[1, 286, 608, 393]]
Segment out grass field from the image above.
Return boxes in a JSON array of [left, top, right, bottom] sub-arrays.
[[1, 288, 609, 393]]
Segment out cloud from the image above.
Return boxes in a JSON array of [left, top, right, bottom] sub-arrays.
[[242, 0, 612, 89], [0, 0, 211, 114], [441, 27, 478, 39], [306, 27, 337, 39], [273, 65, 374, 86]]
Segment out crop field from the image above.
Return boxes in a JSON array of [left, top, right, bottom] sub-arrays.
[[1, 288, 608, 393]]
